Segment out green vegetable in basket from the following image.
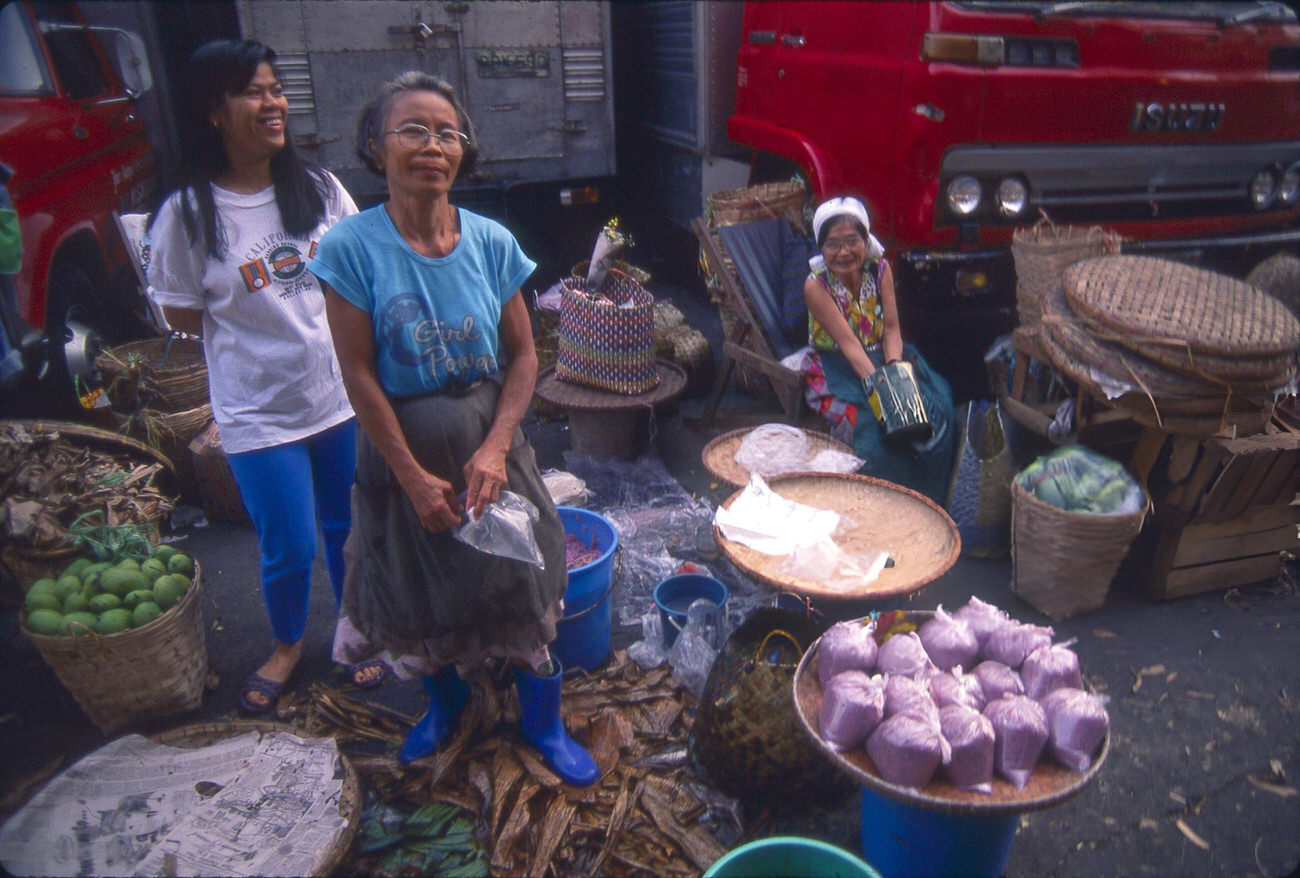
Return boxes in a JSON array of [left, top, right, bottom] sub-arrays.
[[122, 589, 154, 610], [62, 612, 98, 636], [53, 576, 81, 602], [132, 602, 162, 628], [25, 609, 63, 637], [62, 557, 91, 580], [88, 593, 122, 614], [100, 566, 147, 597], [140, 557, 167, 584], [25, 590, 60, 613], [95, 609, 133, 635], [153, 544, 176, 564], [62, 593, 89, 614], [153, 575, 185, 610], [167, 553, 194, 578], [27, 578, 57, 597]]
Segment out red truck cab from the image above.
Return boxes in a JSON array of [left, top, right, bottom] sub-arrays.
[[0, 0, 157, 405], [730, 1, 1300, 397]]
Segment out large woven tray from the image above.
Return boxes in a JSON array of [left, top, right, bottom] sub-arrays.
[[713, 473, 960, 599], [1064, 256, 1300, 357], [792, 612, 1109, 816], [702, 426, 856, 489], [152, 721, 361, 877]]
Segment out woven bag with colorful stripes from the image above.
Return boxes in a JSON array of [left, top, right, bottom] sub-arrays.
[[556, 269, 660, 394]]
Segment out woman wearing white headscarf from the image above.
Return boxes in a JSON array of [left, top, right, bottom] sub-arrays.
[[801, 196, 957, 503]]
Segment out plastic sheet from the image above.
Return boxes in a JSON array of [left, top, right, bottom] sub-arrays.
[[452, 491, 543, 568], [1014, 445, 1144, 515]]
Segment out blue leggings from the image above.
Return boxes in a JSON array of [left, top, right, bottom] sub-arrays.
[[227, 418, 357, 646]]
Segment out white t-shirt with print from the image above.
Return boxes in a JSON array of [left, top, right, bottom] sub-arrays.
[[148, 171, 356, 453]]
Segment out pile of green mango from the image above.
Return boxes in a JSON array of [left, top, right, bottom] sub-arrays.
[[23, 544, 195, 637]]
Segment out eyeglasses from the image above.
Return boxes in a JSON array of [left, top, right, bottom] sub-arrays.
[[821, 235, 865, 254], [384, 125, 470, 154]]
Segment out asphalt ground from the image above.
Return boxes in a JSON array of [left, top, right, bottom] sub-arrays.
[[2, 249, 1299, 877]]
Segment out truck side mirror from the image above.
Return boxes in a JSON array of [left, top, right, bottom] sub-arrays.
[[108, 29, 152, 98]]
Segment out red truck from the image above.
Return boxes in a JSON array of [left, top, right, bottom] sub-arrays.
[[0, 0, 157, 408], [727, 0, 1300, 396]]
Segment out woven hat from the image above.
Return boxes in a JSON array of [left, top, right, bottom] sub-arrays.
[[1064, 256, 1300, 358]]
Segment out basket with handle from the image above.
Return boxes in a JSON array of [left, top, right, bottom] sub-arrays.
[[24, 561, 208, 735], [689, 607, 856, 804], [1012, 220, 1121, 330], [96, 335, 209, 413], [555, 268, 660, 394]]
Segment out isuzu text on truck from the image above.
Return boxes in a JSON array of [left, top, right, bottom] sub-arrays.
[[728, 0, 1300, 396], [0, 0, 157, 408]]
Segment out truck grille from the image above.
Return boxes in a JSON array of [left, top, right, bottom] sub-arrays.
[[563, 48, 606, 102]]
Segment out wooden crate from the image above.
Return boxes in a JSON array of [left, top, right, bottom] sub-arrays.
[[1134, 430, 1300, 599]]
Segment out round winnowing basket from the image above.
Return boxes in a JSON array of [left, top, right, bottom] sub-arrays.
[[1010, 482, 1148, 621], [1011, 223, 1121, 330], [151, 721, 362, 878], [97, 337, 209, 412], [24, 562, 207, 735], [1064, 256, 1300, 358], [702, 426, 856, 489]]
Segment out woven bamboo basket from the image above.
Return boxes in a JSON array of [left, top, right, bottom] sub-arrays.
[[97, 337, 209, 413], [706, 180, 810, 232], [116, 404, 213, 499], [25, 561, 207, 735], [1011, 223, 1121, 330], [151, 721, 362, 877], [1010, 482, 1147, 621], [702, 426, 854, 489]]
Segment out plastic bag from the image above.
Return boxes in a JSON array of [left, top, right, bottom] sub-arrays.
[[953, 596, 1012, 649], [883, 673, 940, 726], [628, 607, 668, 669], [541, 469, 589, 506], [668, 598, 726, 698], [945, 400, 1014, 558], [972, 660, 1025, 703], [817, 619, 878, 686], [806, 447, 866, 474], [1040, 688, 1109, 773], [1021, 641, 1084, 700], [983, 621, 1054, 669], [984, 694, 1049, 789], [866, 713, 951, 791], [781, 537, 888, 591], [876, 631, 935, 676], [452, 491, 544, 568], [819, 671, 886, 752], [1014, 445, 1144, 515], [940, 704, 995, 794], [930, 668, 986, 711], [734, 424, 810, 478], [918, 606, 979, 671]]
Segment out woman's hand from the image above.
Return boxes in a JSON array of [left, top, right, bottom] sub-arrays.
[[405, 468, 465, 533], [463, 439, 509, 520]]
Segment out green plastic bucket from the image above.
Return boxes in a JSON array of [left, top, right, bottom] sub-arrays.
[[704, 836, 881, 878]]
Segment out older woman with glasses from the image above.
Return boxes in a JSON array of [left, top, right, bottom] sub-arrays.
[[308, 72, 598, 785], [801, 196, 957, 504]]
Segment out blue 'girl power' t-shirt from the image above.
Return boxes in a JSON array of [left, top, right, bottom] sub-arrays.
[[310, 205, 535, 397]]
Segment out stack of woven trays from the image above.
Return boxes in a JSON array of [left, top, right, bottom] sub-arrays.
[[1038, 255, 1299, 437]]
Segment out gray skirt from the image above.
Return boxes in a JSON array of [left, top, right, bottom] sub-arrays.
[[340, 379, 566, 668]]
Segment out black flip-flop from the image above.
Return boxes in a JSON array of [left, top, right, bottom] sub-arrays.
[[239, 671, 285, 714], [348, 660, 388, 690]]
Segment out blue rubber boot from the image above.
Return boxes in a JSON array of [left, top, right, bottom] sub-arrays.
[[513, 660, 600, 786], [399, 666, 469, 765]]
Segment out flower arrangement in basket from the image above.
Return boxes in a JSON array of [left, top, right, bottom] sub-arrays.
[[20, 517, 207, 734]]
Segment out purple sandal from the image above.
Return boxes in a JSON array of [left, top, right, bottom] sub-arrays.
[[239, 672, 286, 714], [349, 660, 388, 690]]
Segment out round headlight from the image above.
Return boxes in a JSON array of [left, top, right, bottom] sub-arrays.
[[946, 175, 982, 217], [1278, 165, 1300, 206], [996, 177, 1029, 218], [1250, 168, 1278, 210]]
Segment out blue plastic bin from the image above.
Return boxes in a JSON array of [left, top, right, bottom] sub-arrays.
[[552, 506, 618, 672]]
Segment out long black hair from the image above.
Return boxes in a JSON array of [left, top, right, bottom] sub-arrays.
[[149, 39, 327, 259]]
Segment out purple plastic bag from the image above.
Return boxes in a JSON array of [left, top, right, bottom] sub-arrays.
[[866, 713, 951, 790], [983, 621, 1054, 669], [940, 704, 995, 793], [884, 673, 940, 725], [973, 660, 1025, 703], [818, 619, 879, 687], [877, 631, 935, 676], [930, 668, 986, 711], [1022, 642, 1085, 700], [1040, 687, 1109, 772], [919, 606, 980, 671], [984, 694, 1049, 789], [953, 596, 1011, 649], [819, 670, 886, 752]]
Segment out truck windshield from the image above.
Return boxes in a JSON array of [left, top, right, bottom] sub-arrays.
[[954, 1, 1296, 24], [0, 2, 52, 96]]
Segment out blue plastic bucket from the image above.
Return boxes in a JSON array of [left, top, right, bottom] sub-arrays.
[[653, 573, 728, 648], [552, 506, 618, 672], [860, 786, 1018, 878], [705, 836, 881, 878]]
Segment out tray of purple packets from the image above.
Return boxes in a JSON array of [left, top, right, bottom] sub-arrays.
[[792, 599, 1110, 815]]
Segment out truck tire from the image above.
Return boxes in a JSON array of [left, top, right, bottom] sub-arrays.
[[43, 261, 113, 414], [1245, 252, 1300, 319]]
